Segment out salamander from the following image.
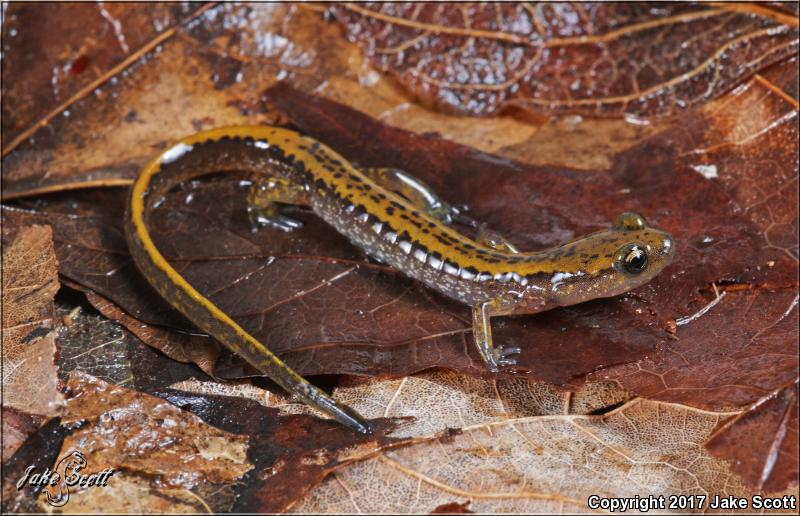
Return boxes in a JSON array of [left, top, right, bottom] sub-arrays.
[[125, 125, 675, 434]]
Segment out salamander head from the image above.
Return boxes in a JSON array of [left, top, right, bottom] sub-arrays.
[[542, 212, 675, 306]]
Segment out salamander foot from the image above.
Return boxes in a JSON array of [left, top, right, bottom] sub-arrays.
[[491, 345, 521, 369]]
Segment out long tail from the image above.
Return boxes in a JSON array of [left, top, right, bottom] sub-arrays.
[[124, 126, 371, 433]]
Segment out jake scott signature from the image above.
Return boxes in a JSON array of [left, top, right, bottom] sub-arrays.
[[16, 451, 115, 507]]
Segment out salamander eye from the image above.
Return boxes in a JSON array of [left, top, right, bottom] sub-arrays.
[[614, 244, 648, 275]]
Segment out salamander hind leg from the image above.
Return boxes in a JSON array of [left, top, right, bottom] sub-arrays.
[[247, 176, 310, 232], [472, 299, 521, 372], [360, 167, 476, 226]]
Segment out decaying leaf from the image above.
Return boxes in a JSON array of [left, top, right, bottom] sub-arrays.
[[1, 225, 59, 355], [3, 78, 796, 391], [1, 225, 64, 432], [170, 370, 799, 507], [6, 355, 406, 512], [1, 417, 68, 514], [594, 56, 799, 491], [333, 3, 799, 117], [1, 176, 662, 386], [291, 397, 795, 513], [54, 288, 137, 386], [284, 79, 800, 491], [3, 2, 674, 201], [61, 370, 252, 486], [1, 327, 61, 418]]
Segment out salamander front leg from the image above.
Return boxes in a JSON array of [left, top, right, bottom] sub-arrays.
[[247, 176, 310, 232], [475, 224, 520, 254], [472, 299, 521, 372], [359, 167, 475, 226]]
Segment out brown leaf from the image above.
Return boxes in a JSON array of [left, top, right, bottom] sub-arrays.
[[1, 3, 662, 200], [197, 372, 619, 509], [607, 287, 798, 409], [1, 407, 45, 460], [4, 76, 796, 394], [1, 225, 64, 416], [1, 3, 205, 147], [167, 371, 797, 510], [276, 80, 799, 491], [334, 3, 799, 117], [1, 225, 59, 342], [706, 382, 799, 493], [55, 287, 140, 386], [274, 81, 798, 378], [39, 344, 408, 512], [8, 370, 253, 512], [52, 474, 216, 514], [1, 180, 660, 386], [431, 501, 473, 513], [0, 3, 355, 199]]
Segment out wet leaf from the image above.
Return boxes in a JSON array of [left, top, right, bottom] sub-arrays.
[[165, 371, 634, 511], [4, 76, 797, 391], [431, 501, 474, 514], [28, 371, 253, 512], [1, 180, 662, 386], [1, 225, 59, 355], [163, 371, 799, 510], [62, 370, 252, 487], [55, 288, 138, 386], [54, 474, 217, 514], [1, 2, 205, 147], [2, 2, 675, 200], [0, 3, 357, 199], [334, 3, 799, 117]]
